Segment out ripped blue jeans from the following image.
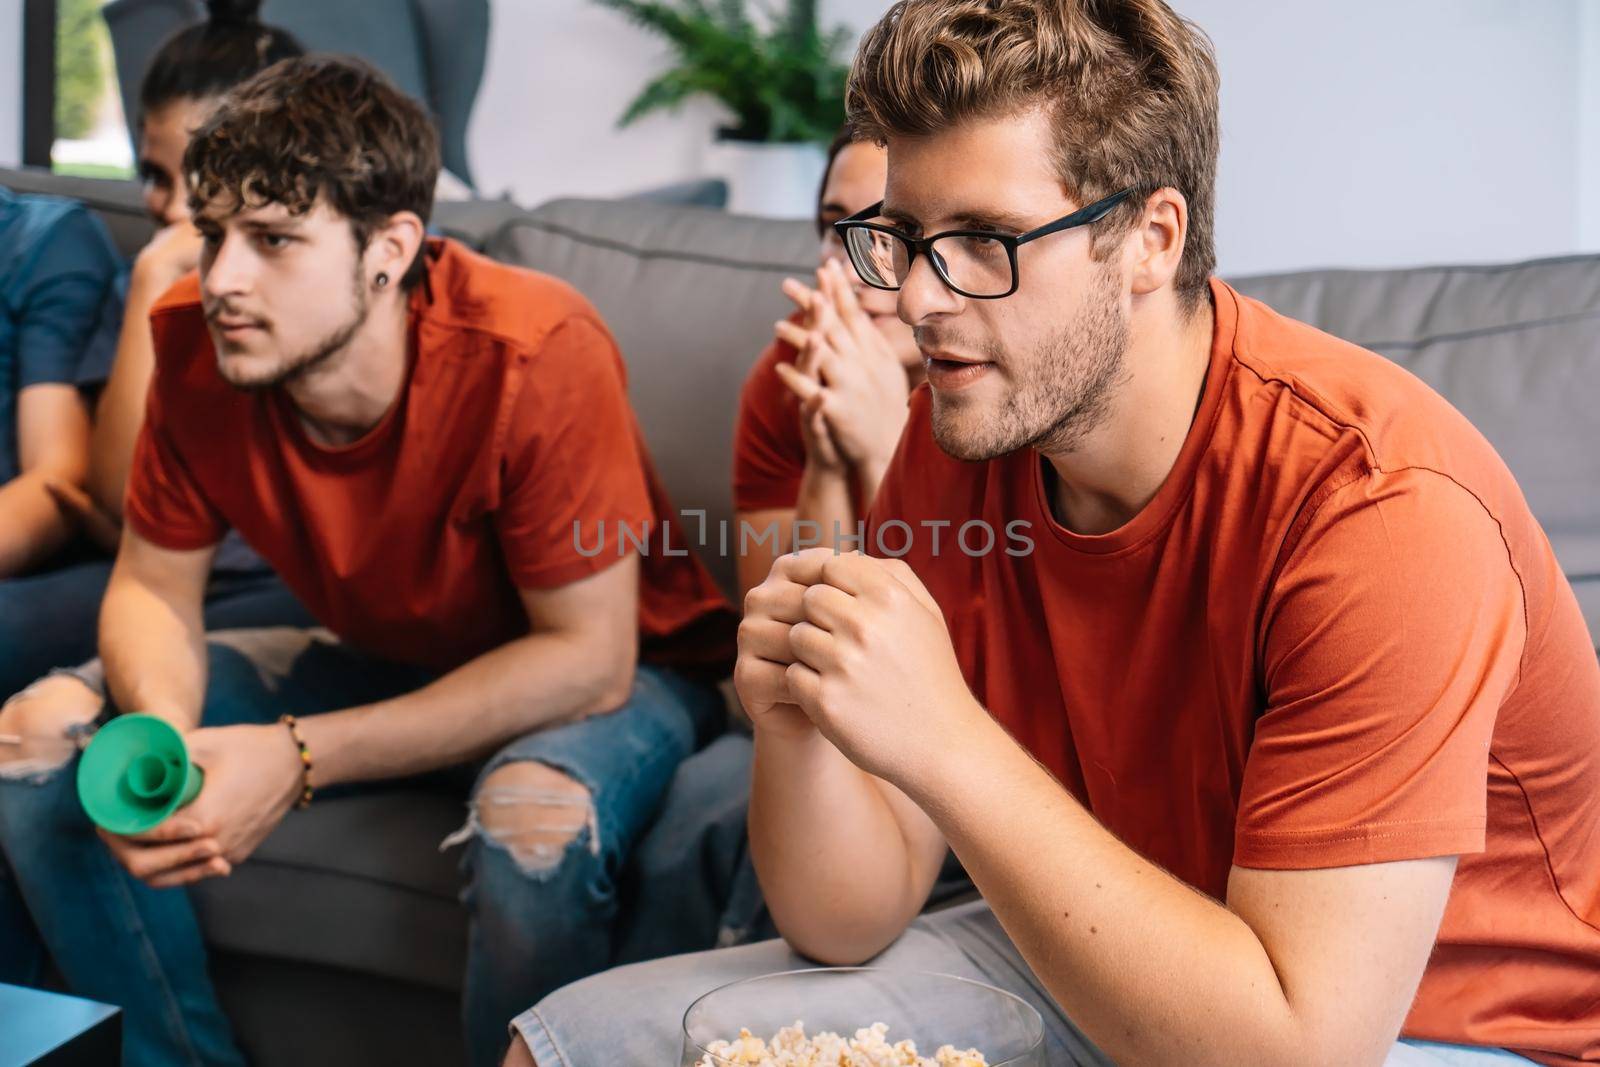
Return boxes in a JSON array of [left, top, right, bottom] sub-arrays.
[[0, 627, 723, 1067]]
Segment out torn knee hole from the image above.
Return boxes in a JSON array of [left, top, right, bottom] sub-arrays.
[[441, 762, 600, 873], [0, 684, 98, 781]]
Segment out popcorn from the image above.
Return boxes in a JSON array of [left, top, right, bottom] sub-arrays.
[[696, 1021, 989, 1066]]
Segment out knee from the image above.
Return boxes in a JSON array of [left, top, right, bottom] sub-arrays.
[[471, 761, 596, 877], [0, 676, 99, 780]]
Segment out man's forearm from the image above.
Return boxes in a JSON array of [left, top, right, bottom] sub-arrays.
[[99, 560, 210, 729], [750, 726, 932, 964], [907, 720, 1312, 1067], [0, 474, 76, 577], [298, 631, 635, 787], [793, 462, 857, 551], [855, 454, 892, 514]]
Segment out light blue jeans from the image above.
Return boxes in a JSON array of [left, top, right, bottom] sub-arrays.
[[517, 893, 1536, 1067], [0, 627, 724, 1067]]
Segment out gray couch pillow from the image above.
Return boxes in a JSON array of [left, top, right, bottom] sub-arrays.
[[486, 198, 817, 597]]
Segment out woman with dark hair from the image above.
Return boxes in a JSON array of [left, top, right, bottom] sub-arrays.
[[598, 129, 940, 975], [730, 125, 924, 600], [77, 0, 303, 527], [0, 0, 307, 703]]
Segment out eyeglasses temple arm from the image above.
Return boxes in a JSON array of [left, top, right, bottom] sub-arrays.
[[1013, 187, 1136, 247]]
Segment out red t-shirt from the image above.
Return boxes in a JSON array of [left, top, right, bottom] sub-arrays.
[[868, 279, 1600, 1064], [128, 238, 734, 674], [733, 327, 806, 514]]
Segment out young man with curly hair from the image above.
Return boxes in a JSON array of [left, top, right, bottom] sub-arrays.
[[0, 56, 733, 1067], [506, 2, 1600, 1065]]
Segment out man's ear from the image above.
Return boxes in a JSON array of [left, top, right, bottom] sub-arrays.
[[1127, 187, 1188, 299], [363, 210, 426, 288]]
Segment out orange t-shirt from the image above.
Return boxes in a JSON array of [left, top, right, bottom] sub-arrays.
[[128, 238, 734, 674], [868, 278, 1600, 1064], [733, 326, 806, 514]]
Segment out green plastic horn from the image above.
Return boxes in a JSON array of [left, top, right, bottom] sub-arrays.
[[76, 714, 203, 834]]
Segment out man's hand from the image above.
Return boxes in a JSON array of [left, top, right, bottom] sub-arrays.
[[99, 721, 304, 888], [738, 549, 984, 784], [735, 552, 822, 742]]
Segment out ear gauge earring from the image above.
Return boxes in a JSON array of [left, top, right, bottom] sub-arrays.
[[375, 272, 390, 289]]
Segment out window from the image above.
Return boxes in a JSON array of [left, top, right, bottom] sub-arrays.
[[20, 0, 131, 177], [52, 0, 131, 178]]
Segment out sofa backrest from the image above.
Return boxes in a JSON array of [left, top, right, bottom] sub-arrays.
[[486, 199, 816, 597]]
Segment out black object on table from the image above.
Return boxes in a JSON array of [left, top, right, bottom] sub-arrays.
[[0, 984, 120, 1066]]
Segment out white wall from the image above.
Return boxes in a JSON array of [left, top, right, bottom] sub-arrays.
[[1581, 0, 1600, 253], [0, 0, 22, 166], [1186, 0, 1583, 275], [470, 0, 1596, 275], [0, 0, 1591, 270]]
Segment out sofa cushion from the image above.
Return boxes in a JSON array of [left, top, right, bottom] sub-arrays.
[[486, 198, 816, 597], [1229, 255, 1600, 647], [190, 789, 470, 992]]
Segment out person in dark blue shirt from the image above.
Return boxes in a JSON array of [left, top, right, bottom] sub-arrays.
[[0, 188, 118, 576], [0, 0, 309, 705]]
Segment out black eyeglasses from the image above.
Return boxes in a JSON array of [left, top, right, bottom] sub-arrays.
[[832, 187, 1136, 299]]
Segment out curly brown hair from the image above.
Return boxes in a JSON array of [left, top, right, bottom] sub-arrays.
[[847, 0, 1220, 313], [184, 55, 440, 288]]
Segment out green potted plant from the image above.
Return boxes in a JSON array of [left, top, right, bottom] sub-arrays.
[[594, 0, 854, 216]]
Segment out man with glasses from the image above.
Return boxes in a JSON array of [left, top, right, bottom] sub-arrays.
[[504, 1, 1600, 1064]]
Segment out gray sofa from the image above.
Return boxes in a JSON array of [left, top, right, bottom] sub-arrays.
[[3, 165, 1597, 1066]]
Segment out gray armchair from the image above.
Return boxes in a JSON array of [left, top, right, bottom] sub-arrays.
[[101, 0, 488, 188]]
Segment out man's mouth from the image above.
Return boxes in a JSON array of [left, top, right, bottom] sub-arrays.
[[209, 314, 266, 339], [922, 349, 996, 391]]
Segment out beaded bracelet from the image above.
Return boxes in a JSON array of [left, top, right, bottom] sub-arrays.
[[279, 714, 315, 808]]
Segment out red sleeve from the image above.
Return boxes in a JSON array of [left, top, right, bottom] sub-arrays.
[[494, 314, 654, 590], [124, 368, 229, 550], [1233, 467, 1527, 869], [731, 331, 807, 514]]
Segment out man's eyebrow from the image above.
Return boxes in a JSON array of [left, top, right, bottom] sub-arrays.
[[948, 209, 1035, 232], [879, 205, 1038, 234], [237, 214, 304, 232], [879, 204, 923, 231]]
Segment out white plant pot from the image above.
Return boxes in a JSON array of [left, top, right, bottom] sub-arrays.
[[702, 137, 827, 219]]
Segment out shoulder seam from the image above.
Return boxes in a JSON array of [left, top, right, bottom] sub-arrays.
[[1232, 351, 1383, 470]]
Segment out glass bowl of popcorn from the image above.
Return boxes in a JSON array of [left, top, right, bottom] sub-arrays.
[[680, 968, 1046, 1066]]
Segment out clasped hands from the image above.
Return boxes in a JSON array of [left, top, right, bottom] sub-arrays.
[[772, 260, 911, 473], [734, 547, 985, 786]]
